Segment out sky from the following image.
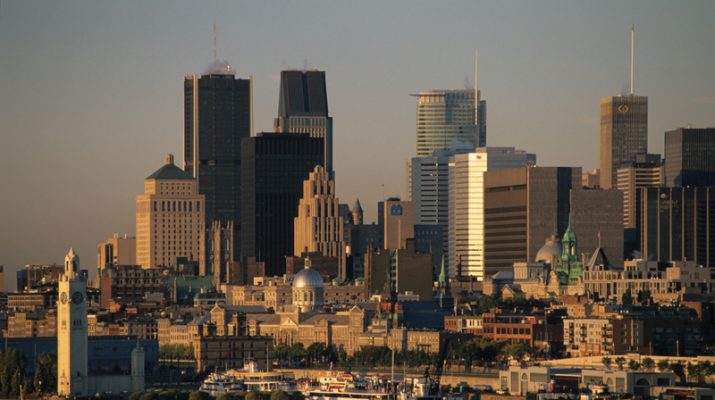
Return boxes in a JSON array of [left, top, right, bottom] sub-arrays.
[[1, 1, 714, 290]]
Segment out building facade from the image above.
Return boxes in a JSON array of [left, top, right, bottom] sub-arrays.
[[616, 154, 663, 229], [664, 127, 715, 187], [637, 187, 715, 268], [483, 166, 580, 276], [294, 165, 346, 278], [97, 234, 136, 269], [599, 94, 648, 189], [383, 199, 414, 250], [136, 154, 205, 270], [274, 70, 333, 174], [240, 133, 324, 276], [184, 69, 251, 236], [448, 147, 536, 279], [569, 188, 624, 265], [413, 90, 482, 157]]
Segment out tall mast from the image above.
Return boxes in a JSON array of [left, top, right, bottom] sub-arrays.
[[474, 49, 479, 123], [630, 25, 634, 95]]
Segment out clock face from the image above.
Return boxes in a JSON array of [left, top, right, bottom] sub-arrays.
[[71, 291, 84, 305], [60, 292, 68, 304]]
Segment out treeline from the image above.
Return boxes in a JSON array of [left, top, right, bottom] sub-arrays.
[[0, 349, 56, 397]]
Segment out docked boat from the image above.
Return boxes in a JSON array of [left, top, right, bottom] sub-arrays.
[[199, 372, 245, 397], [226, 360, 297, 392]]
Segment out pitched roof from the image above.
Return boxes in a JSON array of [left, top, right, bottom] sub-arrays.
[[146, 163, 193, 180]]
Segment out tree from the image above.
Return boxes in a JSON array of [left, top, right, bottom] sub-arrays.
[[246, 392, 260, 400], [614, 357, 626, 370], [641, 358, 655, 371], [502, 343, 530, 362], [218, 394, 239, 400], [637, 289, 652, 305], [271, 391, 291, 400], [188, 391, 211, 400], [687, 363, 701, 383], [128, 392, 143, 400], [628, 360, 640, 371], [621, 288, 633, 305], [601, 357, 612, 370], [33, 352, 57, 393], [669, 362, 685, 383], [657, 360, 670, 372]]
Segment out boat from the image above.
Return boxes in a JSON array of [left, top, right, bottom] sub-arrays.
[[199, 372, 245, 397], [226, 360, 297, 392]]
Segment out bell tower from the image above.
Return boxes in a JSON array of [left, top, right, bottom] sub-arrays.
[[57, 248, 88, 397]]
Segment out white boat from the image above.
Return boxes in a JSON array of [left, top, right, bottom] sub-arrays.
[[306, 389, 396, 400], [199, 372, 245, 397], [227, 360, 297, 392]]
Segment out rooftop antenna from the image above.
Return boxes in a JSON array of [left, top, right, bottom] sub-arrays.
[[213, 23, 218, 63], [629, 24, 634, 95], [474, 49, 479, 122]]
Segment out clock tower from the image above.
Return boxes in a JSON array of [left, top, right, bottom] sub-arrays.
[[57, 248, 88, 397]]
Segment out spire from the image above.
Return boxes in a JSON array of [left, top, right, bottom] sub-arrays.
[[438, 254, 448, 287], [630, 25, 635, 95], [64, 248, 79, 278]]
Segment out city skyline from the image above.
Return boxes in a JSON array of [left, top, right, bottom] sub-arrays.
[[2, 1, 715, 287]]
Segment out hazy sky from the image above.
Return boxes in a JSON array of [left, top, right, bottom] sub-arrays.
[[1, 1, 714, 290]]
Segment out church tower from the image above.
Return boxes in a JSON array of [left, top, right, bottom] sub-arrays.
[[57, 248, 88, 397]]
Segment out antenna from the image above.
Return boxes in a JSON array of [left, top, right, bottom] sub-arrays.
[[474, 49, 481, 139], [629, 24, 634, 95], [213, 23, 218, 63]]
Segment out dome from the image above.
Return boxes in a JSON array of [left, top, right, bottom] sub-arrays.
[[535, 236, 562, 263], [293, 267, 323, 289]]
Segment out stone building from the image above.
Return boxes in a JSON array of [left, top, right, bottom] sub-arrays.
[[136, 154, 205, 270], [294, 165, 347, 278]]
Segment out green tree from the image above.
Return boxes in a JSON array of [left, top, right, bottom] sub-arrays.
[[188, 391, 211, 400], [687, 363, 701, 383], [218, 394, 239, 400], [657, 360, 670, 372], [246, 391, 260, 400], [128, 392, 143, 400], [628, 360, 641, 371], [601, 357, 612, 370], [641, 357, 655, 371], [621, 288, 633, 305], [140, 392, 160, 400], [271, 391, 291, 400], [33, 352, 57, 393], [614, 357, 626, 370], [502, 343, 530, 361], [669, 362, 686, 383]]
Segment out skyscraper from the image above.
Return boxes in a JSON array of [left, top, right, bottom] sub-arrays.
[[664, 127, 715, 187], [637, 187, 715, 267], [616, 153, 663, 228], [413, 90, 483, 157], [448, 147, 536, 279], [274, 70, 333, 174], [599, 27, 648, 189], [240, 133, 324, 276], [294, 165, 347, 278], [483, 166, 581, 275], [184, 63, 252, 238], [136, 154, 205, 271]]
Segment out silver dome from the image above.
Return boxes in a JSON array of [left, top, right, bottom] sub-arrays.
[[535, 237, 562, 263], [293, 267, 323, 288]]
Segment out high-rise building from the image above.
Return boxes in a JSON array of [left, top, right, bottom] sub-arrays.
[[97, 234, 136, 270], [664, 127, 715, 187], [136, 154, 205, 270], [599, 28, 648, 189], [383, 199, 414, 250], [637, 187, 715, 267], [569, 188, 624, 265], [274, 70, 333, 174], [208, 220, 240, 287], [413, 90, 483, 157], [294, 165, 347, 278], [351, 200, 363, 225], [616, 153, 663, 228], [57, 248, 88, 397], [483, 166, 581, 275], [599, 94, 648, 189], [240, 133, 324, 276], [184, 66, 251, 240], [448, 147, 536, 279]]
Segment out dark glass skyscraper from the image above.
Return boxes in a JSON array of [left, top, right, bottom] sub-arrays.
[[273, 70, 333, 174], [184, 68, 252, 234], [664, 127, 715, 187], [240, 132, 324, 276]]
